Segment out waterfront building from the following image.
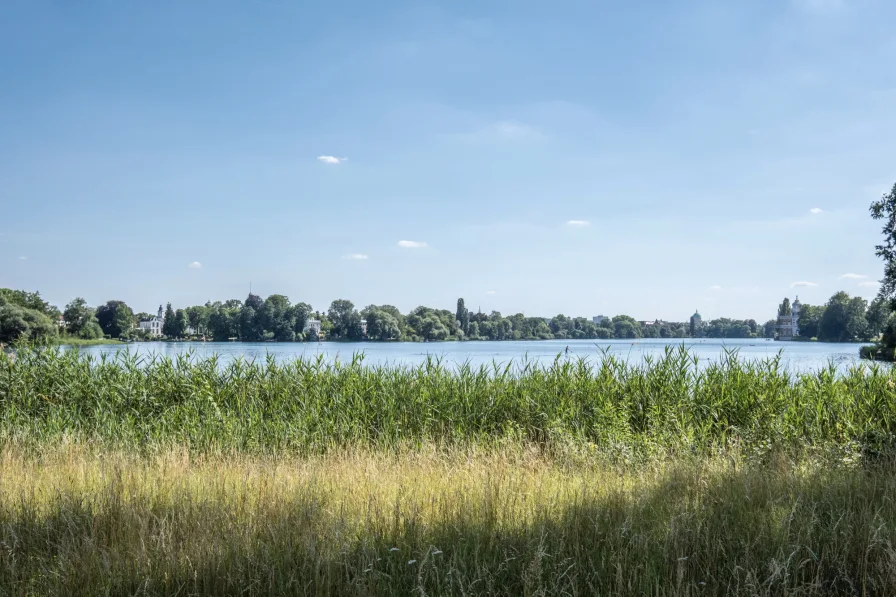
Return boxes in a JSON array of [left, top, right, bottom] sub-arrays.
[[776, 297, 801, 340], [138, 305, 165, 337]]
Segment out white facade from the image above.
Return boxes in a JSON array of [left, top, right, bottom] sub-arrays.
[[303, 319, 322, 338], [776, 297, 801, 340], [138, 305, 165, 337]]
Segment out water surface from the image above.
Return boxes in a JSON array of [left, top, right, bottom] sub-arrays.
[[61, 338, 871, 374]]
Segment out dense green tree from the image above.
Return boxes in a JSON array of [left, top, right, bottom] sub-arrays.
[[0, 295, 58, 342], [185, 305, 209, 336], [240, 306, 260, 341], [612, 315, 642, 339], [0, 288, 59, 319], [420, 314, 450, 341], [244, 293, 264, 311], [238, 294, 265, 340], [763, 319, 777, 337], [456, 298, 469, 334], [258, 294, 295, 341], [365, 308, 401, 341], [207, 301, 241, 341], [703, 318, 755, 339], [797, 305, 824, 339], [818, 292, 868, 342], [778, 298, 792, 316], [163, 309, 188, 339], [328, 299, 363, 340], [870, 182, 896, 305], [865, 297, 889, 341], [290, 302, 313, 336], [0, 306, 54, 342], [96, 300, 133, 338], [161, 303, 178, 337], [62, 298, 99, 337]]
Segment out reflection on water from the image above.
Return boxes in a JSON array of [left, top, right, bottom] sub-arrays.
[[59, 338, 874, 374]]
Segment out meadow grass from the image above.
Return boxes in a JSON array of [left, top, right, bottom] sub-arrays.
[[1, 445, 895, 596], [2, 347, 896, 595]]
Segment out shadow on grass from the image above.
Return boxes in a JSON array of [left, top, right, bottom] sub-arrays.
[[2, 460, 896, 596]]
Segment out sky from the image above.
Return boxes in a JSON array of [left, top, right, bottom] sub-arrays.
[[1, 0, 895, 321]]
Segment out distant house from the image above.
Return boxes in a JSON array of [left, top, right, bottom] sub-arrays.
[[303, 319, 322, 339], [360, 319, 368, 336], [592, 315, 608, 325], [138, 305, 165, 337], [776, 297, 801, 341]]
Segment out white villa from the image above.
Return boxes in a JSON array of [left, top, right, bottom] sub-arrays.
[[776, 297, 801, 340], [303, 319, 322, 339], [138, 305, 165, 337]]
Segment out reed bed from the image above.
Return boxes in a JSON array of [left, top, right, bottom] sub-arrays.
[[0, 346, 894, 456]]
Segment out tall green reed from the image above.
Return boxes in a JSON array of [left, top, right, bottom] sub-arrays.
[[1, 346, 894, 455]]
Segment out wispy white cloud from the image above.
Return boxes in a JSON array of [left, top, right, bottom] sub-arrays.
[[485, 290, 497, 295], [188, 261, 202, 269], [809, 207, 823, 214], [451, 120, 541, 142], [343, 253, 368, 260], [709, 285, 723, 290], [317, 155, 347, 165], [791, 280, 818, 287], [18, 256, 27, 261], [840, 273, 867, 279], [397, 240, 427, 249], [491, 120, 538, 139], [566, 220, 590, 227], [793, 0, 844, 15], [859, 281, 880, 287]]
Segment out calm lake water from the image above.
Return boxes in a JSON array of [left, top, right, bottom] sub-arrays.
[[60, 338, 872, 374]]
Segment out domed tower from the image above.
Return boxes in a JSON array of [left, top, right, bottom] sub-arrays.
[[791, 297, 801, 337], [690, 309, 702, 337]]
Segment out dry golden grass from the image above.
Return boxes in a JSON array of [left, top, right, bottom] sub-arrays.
[[2, 444, 895, 596]]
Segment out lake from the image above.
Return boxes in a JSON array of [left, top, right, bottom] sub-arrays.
[[59, 338, 872, 374]]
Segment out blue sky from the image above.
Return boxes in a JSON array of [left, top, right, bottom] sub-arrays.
[[1, 0, 894, 321]]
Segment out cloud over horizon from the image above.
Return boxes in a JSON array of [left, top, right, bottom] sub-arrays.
[[188, 261, 202, 269], [841, 273, 867, 279], [343, 253, 368, 260], [566, 220, 590, 227], [809, 208, 824, 214], [790, 280, 818, 287], [317, 155, 346, 165], [397, 240, 427, 248]]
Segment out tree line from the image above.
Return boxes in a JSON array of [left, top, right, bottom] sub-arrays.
[[0, 289, 784, 344], [774, 293, 890, 343], [4, 286, 892, 345]]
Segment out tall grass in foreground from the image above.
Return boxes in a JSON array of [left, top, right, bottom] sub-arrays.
[[1, 346, 894, 456], [1, 446, 895, 596], [3, 349, 896, 595]]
